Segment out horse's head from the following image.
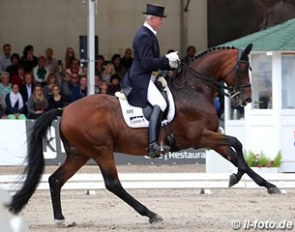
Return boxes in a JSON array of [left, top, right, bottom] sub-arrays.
[[222, 44, 253, 108], [174, 44, 253, 108]]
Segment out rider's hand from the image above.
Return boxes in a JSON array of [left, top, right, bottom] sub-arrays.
[[169, 61, 179, 69], [165, 51, 180, 63], [166, 51, 180, 69]]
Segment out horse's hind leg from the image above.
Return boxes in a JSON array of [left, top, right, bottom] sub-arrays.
[[48, 152, 89, 224], [96, 153, 162, 224]]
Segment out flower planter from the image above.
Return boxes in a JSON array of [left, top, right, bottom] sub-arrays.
[[251, 167, 280, 174]]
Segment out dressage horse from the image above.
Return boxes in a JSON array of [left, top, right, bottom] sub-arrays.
[[8, 44, 280, 225]]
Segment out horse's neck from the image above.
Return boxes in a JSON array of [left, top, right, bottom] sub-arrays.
[[193, 50, 236, 84], [170, 71, 216, 107], [186, 58, 222, 97]]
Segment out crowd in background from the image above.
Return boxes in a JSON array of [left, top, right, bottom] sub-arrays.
[[0, 43, 223, 120], [0, 43, 135, 120]]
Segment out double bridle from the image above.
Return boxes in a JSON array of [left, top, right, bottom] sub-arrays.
[[172, 49, 252, 100], [222, 49, 252, 99]]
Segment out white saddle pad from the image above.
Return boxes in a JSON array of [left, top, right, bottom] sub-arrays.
[[116, 87, 175, 128]]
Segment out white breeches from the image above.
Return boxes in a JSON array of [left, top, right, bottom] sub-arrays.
[[147, 79, 167, 112]]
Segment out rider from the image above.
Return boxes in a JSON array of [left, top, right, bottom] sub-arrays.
[[122, 3, 180, 158]]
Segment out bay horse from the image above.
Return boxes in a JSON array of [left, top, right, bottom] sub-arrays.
[[7, 44, 280, 225]]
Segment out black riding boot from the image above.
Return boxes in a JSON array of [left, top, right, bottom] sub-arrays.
[[147, 105, 170, 158]]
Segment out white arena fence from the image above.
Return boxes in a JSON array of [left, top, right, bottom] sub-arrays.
[[1, 173, 295, 191]]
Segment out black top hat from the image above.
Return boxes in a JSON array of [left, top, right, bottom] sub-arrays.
[[142, 3, 166, 18]]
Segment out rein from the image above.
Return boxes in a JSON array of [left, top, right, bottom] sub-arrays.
[[176, 61, 229, 93], [172, 49, 252, 99]]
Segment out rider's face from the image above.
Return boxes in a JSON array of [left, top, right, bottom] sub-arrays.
[[150, 16, 163, 30]]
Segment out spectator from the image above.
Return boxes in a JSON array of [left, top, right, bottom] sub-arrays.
[[20, 72, 35, 115], [182, 45, 196, 65], [94, 75, 101, 94], [10, 65, 24, 87], [21, 45, 38, 72], [100, 80, 108, 95], [60, 70, 71, 91], [0, 71, 11, 97], [6, 53, 21, 77], [95, 55, 105, 78], [5, 83, 26, 119], [121, 48, 133, 70], [107, 73, 121, 96], [33, 56, 50, 86], [111, 53, 126, 79], [65, 58, 82, 76], [45, 47, 59, 77], [43, 73, 58, 98], [81, 66, 88, 77], [0, 91, 7, 119], [102, 62, 115, 83], [71, 76, 87, 101], [214, 92, 221, 118], [27, 84, 48, 119], [0, 43, 11, 75], [0, 112, 5, 119], [63, 47, 76, 72], [62, 72, 80, 105], [48, 84, 65, 110]]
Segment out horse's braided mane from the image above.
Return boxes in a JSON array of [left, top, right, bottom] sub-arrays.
[[193, 46, 236, 61]]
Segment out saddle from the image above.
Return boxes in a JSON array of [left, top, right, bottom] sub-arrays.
[[116, 77, 175, 128]]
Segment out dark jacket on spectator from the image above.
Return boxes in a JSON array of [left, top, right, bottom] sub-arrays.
[[71, 86, 87, 102], [5, 94, 25, 114], [48, 95, 65, 110]]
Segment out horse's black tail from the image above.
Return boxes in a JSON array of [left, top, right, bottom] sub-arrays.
[[7, 108, 63, 214]]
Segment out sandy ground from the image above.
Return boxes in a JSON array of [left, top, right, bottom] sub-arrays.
[[1, 165, 295, 232], [2, 189, 295, 232]]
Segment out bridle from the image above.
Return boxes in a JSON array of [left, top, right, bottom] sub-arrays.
[[172, 49, 252, 100], [223, 49, 252, 99]]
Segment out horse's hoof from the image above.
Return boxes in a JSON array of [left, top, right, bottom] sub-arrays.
[[267, 186, 281, 194], [54, 219, 66, 228], [229, 174, 237, 188], [54, 219, 77, 228], [149, 214, 163, 224], [66, 221, 77, 228]]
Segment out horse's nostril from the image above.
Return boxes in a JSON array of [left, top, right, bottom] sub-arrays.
[[242, 97, 252, 106], [246, 97, 252, 103]]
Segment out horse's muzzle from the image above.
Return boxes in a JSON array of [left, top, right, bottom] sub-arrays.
[[242, 97, 252, 106]]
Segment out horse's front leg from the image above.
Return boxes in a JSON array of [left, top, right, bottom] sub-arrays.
[[213, 145, 246, 187], [199, 130, 280, 194], [228, 135, 280, 194], [195, 129, 244, 185]]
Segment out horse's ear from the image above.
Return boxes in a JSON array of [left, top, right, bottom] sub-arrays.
[[240, 43, 253, 61], [243, 43, 253, 56]]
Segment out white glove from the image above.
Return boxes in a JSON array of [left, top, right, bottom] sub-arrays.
[[169, 61, 179, 69], [165, 51, 180, 69], [165, 51, 180, 63]]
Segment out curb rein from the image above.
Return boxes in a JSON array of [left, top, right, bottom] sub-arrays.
[[170, 49, 252, 100]]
